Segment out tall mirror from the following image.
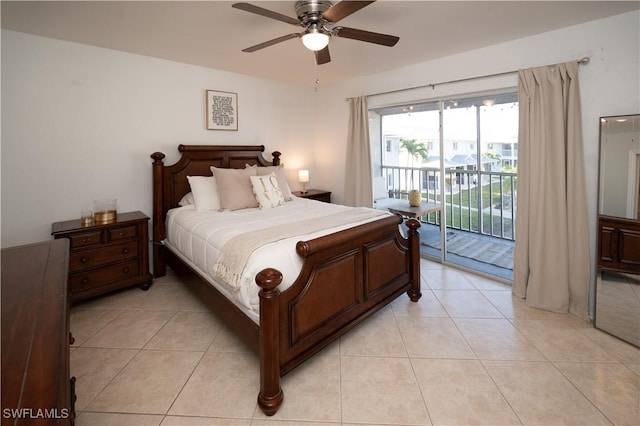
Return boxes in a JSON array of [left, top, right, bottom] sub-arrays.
[[595, 114, 640, 347]]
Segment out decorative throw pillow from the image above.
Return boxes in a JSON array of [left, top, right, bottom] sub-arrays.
[[250, 172, 285, 209], [246, 164, 292, 201], [210, 166, 258, 210], [186, 176, 220, 211]]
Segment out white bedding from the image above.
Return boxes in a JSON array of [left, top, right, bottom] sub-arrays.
[[165, 197, 391, 322]]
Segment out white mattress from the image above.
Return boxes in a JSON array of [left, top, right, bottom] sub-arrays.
[[165, 197, 392, 322]]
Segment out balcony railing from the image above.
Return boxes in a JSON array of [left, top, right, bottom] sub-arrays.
[[380, 166, 516, 241]]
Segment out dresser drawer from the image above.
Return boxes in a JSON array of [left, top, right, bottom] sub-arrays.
[[70, 260, 140, 292], [69, 230, 103, 249], [109, 225, 137, 241], [69, 241, 138, 271]]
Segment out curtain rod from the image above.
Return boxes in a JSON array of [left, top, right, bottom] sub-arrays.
[[346, 57, 590, 101]]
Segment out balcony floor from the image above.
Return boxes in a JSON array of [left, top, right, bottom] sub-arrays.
[[417, 222, 514, 281]]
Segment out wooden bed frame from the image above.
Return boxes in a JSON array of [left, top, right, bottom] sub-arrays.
[[150, 144, 422, 415]]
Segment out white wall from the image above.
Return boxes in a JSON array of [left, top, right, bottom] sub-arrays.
[[600, 127, 640, 218], [1, 30, 315, 247], [313, 10, 640, 317]]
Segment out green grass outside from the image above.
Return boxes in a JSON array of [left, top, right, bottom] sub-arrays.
[[408, 180, 516, 239]]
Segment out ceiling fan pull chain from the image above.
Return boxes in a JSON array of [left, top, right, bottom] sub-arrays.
[[314, 63, 320, 91]]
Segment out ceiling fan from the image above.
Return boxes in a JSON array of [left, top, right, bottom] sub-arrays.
[[232, 0, 399, 65]]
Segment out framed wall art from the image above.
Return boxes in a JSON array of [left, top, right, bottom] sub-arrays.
[[205, 90, 238, 130]]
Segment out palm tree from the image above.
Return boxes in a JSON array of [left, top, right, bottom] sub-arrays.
[[400, 139, 429, 191], [400, 139, 429, 167]]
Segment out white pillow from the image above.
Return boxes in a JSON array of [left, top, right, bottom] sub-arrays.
[[250, 172, 285, 209], [179, 192, 195, 206], [186, 175, 221, 211]]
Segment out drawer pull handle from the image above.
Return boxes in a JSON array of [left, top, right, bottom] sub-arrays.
[[82, 238, 91, 243], [122, 267, 130, 274], [80, 256, 89, 263], [122, 248, 130, 254], [119, 231, 125, 236], [81, 278, 89, 284]]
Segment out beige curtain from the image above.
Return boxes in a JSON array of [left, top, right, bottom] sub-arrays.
[[513, 61, 590, 320], [344, 96, 373, 207]]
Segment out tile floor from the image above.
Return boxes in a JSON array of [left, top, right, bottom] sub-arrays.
[[70, 259, 640, 425]]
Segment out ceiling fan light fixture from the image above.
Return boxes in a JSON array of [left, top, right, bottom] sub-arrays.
[[234, 1, 399, 65], [302, 24, 330, 51]]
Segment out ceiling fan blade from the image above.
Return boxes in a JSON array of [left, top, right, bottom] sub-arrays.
[[322, 1, 376, 23], [232, 2, 300, 26], [334, 26, 399, 46], [315, 46, 331, 65], [242, 33, 300, 52]]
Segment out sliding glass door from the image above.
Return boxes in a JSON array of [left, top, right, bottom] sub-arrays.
[[371, 101, 443, 258], [441, 94, 517, 279], [371, 92, 518, 280]]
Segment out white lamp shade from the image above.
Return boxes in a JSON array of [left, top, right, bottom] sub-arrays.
[[298, 169, 309, 183], [301, 31, 329, 51]]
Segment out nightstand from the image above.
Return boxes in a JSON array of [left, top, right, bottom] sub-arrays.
[[293, 189, 332, 203], [52, 211, 153, 302]]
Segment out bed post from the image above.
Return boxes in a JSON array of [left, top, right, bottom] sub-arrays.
[[406, 218, 422, 302], [150, 152, 166, 278], [256, 268, 284, 416], [271, 151, 281, 166]]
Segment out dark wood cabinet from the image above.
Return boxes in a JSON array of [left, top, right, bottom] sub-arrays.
[[292, 189, 332, 203], [52, 211, 152, 302], [598, 215, 640, 273], [1, 239, 75, 425]]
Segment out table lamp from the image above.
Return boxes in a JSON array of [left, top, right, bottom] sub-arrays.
[[298, 169, 309, 194]]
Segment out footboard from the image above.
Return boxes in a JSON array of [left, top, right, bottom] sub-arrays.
[[256, 214, 421, 415]]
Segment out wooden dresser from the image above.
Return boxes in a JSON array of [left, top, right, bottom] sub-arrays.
[[51, 211, 153, 302], [598, 214, 640, 273], [1, 239, 75, 425]]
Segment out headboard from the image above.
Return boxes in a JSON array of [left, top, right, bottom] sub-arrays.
[[150, 144, 281, 276]]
